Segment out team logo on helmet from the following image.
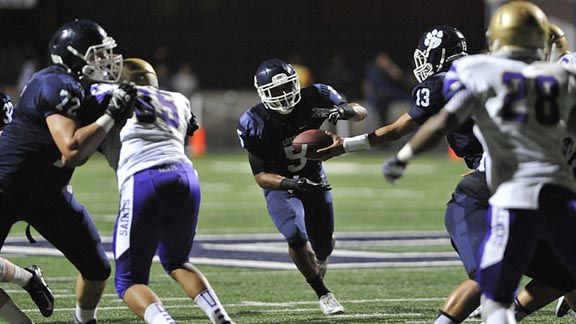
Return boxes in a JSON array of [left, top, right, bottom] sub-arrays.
[[424, 29, 445, 51]]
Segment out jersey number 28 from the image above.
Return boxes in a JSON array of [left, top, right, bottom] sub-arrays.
[[502, 72, 560, 125]]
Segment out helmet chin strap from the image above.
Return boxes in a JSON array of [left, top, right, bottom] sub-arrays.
[[81, 65, 95, 78], [549, 43, 557, 62], [51, 54, 73, 74]]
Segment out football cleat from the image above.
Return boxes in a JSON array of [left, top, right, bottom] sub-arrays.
[[72, 315, 97, 324], [556, 297, 571, 317], [23, 265, 54, 317], [319, 293, 345, 315]]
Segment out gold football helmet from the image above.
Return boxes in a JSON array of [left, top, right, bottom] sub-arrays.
[[121, 58, 159, 88], [487, 1, 549, 57], [548, 22, 571, 62]]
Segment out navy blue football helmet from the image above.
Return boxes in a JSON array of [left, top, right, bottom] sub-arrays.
[[413, 25, 467, 82], [254, 58, 301, 114], [49, 19, 122, 82]]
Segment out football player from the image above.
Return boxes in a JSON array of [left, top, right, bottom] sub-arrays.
[[92, 58, 235, 324], [0, 19, 137, 324], [0, 93, 55, 323], [318, 25, 485, 324], [544, 22, 576, 319], [236, 58, 367, 315], [321, 22, 576, 324], [383, 2, 576, 323]]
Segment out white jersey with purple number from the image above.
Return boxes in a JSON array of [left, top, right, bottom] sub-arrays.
[[559, 52, 576, 66], [89, 84, 193, 190], [444, 54, 576, 209], [116, 85, 192, 189]]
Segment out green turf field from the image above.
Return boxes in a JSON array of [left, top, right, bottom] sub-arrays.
[[3, 151, 567, 323]]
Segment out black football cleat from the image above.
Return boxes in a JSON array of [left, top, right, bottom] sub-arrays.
[[23, 265, 54, 317], [72, 319, 97, 324]]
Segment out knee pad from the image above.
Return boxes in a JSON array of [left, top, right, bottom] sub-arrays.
[[83, 261, 111, 282]]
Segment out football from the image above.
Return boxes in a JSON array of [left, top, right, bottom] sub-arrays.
[[292, 129, 333, 160]]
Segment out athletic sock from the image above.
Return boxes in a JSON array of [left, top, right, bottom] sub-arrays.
[[513, 297, 531, 321], [194, 289, 232, 324], [75, 304, 96, 323], [144, 303, 176, 324], [307, 276, 329, 298], [11, 267, 32, 288]]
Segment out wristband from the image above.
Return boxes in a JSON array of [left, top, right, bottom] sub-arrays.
[[95, 114, 115, 132], [343, 134, 370, 152], [396, 143, 414, 163], [279, 178, 298, 190]]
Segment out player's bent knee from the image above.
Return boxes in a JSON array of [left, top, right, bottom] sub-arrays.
[[82, 262, 111, 282]]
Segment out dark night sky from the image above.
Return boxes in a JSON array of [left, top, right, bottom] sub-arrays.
[[0, 0, 486, 89]]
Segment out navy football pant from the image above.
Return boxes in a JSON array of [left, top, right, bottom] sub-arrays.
[[0, 188, 110, 281], [264, 188, 334, 260], [445, 191, 488, 280], [114, 163, 200, 298], [446, 176, 576, 293]]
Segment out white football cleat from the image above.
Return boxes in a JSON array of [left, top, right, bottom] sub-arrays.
[[319, 293, 345, 315]]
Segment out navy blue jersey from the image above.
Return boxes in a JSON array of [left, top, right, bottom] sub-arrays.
[[0, 65, 89, 194], [237, 84, 344, 178], [407, 72, 482, 169], [407, 73, 447, 124]]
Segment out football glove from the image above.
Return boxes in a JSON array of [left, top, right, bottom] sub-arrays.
[[311, 104, 347, 125], [382, 156, 407, 185], [106, 82, 138, 121], [280, 177, 332, 192], [134, 96, 156, 123], [296, 177, 332, 191]]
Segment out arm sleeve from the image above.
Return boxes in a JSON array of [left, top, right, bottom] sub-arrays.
[[248, 151, 266, 175]]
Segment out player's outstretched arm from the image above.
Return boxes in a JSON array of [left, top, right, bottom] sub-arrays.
[[382, 109, 459, 184], [317, 112, 419, 161]]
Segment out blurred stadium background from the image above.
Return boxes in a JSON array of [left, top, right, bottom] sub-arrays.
[[1, 1, 576, 322], [1, 0, 572, 153]]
